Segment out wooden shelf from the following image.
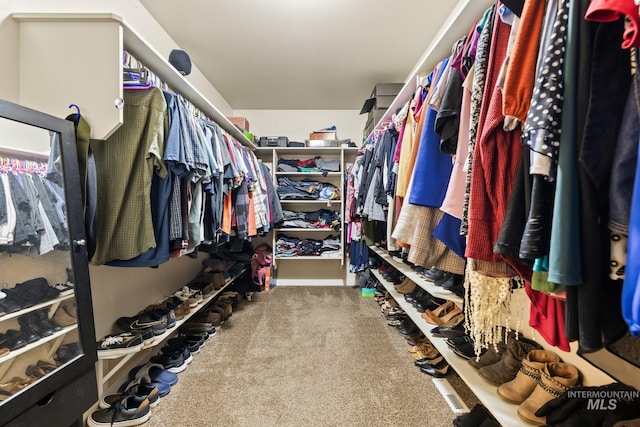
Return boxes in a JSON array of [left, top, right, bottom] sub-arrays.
[[371, 268, 523, 427], [369, 245, 462, 305]]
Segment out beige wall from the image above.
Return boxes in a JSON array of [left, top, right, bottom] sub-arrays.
[[233, 109, 367, 145]]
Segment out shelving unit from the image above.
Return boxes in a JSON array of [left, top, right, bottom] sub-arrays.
[[369, 245, 462, 305], [0, 294, 74, 323], [0, 325, 78, 366], [257, 146, 359, 286], [371, 267, 523, 426], [371, 261, 616, 425], [95, 266, 246, 396]]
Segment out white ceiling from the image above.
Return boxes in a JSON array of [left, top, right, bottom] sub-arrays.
[[139, 0, 459, 110]]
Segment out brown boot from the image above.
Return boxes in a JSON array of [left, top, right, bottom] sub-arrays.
[[468, 341, 507, 369], [518, 362, 580, 425], [498, 350, 561, 404], [394, 278, 416, 294], [478, 339, 541, 385]]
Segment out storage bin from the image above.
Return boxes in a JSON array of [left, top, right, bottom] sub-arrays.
[[258, 136, 289, 147]]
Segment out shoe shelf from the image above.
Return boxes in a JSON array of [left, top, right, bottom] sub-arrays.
[[274, 228, 339, 232], [275, 172, 342, 177], [95, 267, 246, 396], [279, 200, 342, 205], [274, 255, 342, 260], [0, 294, 74, 323], [370, 268, 522, 427], [0, 324, 78, 367], [369, 246, 462, 306]]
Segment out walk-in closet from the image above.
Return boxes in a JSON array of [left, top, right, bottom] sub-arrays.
[[1, 1, 640, 426]]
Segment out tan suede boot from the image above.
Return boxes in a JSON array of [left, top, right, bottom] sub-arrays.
[[394, 278, 416, 294], [518, 362, 580, 425], [498, 350, 561, 404]]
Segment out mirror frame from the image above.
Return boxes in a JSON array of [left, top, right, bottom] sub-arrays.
[[0, 98, 97, 425]]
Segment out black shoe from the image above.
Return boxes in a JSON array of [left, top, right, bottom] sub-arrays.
[[55, 343, 82, 364], [117, 313, 167, 336], [88, 394, 151, 427], [97, 332, 144, 358], [6, 328, 38, 347], [0, 298, 22, 316], [168, 336, 202, 353], [397, 319, 419, 336], [433, 272, 454, 287], [99, 381, 159, 409], [440, 273, 465, 290], [33, 309, 63, 334], [450, 336, 479, 360], [160, 345, 193, 364], [413, 297, 441, 313], [18, 312, 54, 338], [414, 355, 444, 367], [419, 359, 449, 377], [0, 331, 26, 350], [437, 323, 466, 340], [144, 308, 176, 329], [422, 267, 448, 282], [15, 277, 61, 304], [404, 288, 428, 304], [149, 352, 186, 374]]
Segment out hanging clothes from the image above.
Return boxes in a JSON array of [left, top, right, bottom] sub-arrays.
[[90, 88, 168, 265]]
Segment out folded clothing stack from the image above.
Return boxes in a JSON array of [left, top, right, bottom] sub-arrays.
[[281, 209, 341, 230], [276, 156, 340, 173], [275, 234, 341, 257], [276, 177, 340, 201]]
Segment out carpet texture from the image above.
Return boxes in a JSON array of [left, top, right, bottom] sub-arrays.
[[146, 287, 478, 426]]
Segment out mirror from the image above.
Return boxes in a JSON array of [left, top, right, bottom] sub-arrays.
[[0, 112, 83, 404]]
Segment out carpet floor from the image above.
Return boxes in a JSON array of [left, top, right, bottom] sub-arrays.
[[145, 286, 478, 427]]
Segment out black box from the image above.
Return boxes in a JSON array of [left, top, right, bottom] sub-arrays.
[[258, 136, 289, 147]]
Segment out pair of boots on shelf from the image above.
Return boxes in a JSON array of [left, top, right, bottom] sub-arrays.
[[394, 315, 448, 378], [407, 335, 449, 378], [186, 291, 240, 330], [373, 288, 449, 377], [421, 267, 465, 297], [404, 286, 448, 313], [470, 338, 580, 426]]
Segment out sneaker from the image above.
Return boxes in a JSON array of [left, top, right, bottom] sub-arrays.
[[88, 395, 150, 427], [97, 332, 144, 358], [51, 282, 74, 297], [117, 313, 167, 336], [129, 363, 178, 387], [149, 351, 187, 374], [99, 381, 159, 409]]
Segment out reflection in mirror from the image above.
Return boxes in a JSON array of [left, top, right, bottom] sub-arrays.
[[0, 117, 82, 404]]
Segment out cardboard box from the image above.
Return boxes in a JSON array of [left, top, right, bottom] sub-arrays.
[[228, 116, 250, 131], [309, 131, 338, 140]]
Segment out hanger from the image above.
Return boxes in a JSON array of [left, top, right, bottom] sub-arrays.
[[68, 104, 81, 125]]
